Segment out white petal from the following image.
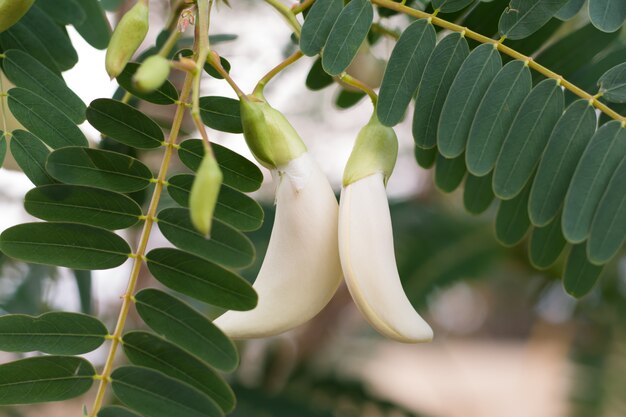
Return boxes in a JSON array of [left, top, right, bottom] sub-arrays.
[[339, 173, 433, 343], [214, 153, 343, 338]]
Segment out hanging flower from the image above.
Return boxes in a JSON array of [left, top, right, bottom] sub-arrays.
[[339, 114, 433, 343]]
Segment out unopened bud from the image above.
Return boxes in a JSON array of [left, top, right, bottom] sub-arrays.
[[0, 0, 35, 33], [343, 113, 398, 187], [189, 151, 223, 237], [239, 96, 307, 169], [132, 55, 171, 93], [105, 0, 149, 79]]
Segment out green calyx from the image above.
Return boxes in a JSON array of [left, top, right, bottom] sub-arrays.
[[189, 150, 223, 237], [0, 0, 35, 33], [133, 55, 171, 93], [343, 113, 398, 187], [105, 0, 149, 79], [239, 95, 307, 169]]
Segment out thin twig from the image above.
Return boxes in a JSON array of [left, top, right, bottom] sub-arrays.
[[253, 50, 304, 96], [264, 0, 302, 38]]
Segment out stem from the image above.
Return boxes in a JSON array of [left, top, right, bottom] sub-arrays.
[[165, 0, 186, 31], [207, 51, 246, 98], [158, 29, 182, 58], [253, 50, 304, 96], [192, 0, 215, 151], [371, 22, 400, 40], [371, 0, 626, 123], [0, 74, 9, 137], [292, 0, 314, 14], [264, 0, 302, 38], [340, 72, 378, 106], [87, 72, 195, 417]]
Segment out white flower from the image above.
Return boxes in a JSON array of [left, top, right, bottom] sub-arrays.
[[214, 152, 343, 338], [339, 172, 433, 343], [338, 115, 433, 343]]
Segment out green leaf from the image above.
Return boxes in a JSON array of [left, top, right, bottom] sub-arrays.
[[117, 63, 179, 105], [134, 289, 238, 372], [73, 0, 111, 50], [178, 139, 262, 192], [0, 312, 108, 354], [199, 96, 243, 134], [498, 0, 568, 40], [528, 214, 566, 269], [157, 207, 254, 268], [413, 32, 469, 149], [322, 0, 373, 76], [305, 57, 334, 90], [414, 145, 437, 169], [434, 152, 466, 193], [36, 0, 86, 25], [493, 79, 564, 199], [463, 172, 495, 215], [335, 89, 365, 108], [87, 99, 164, 149], [9, 130, 57, 186], [438, 43, 502, 158], [47, 147, 153, 193], [122, 331, 235, 412], [466, 60, 532, 176], [528, 100, 597, 226], [300, 0, 343, 56], [555, 0, 585, 20], [167, 174, 264, 231], [432, 0, 476, 13], [495, 182, 532, 247], [0, 23, 60, 75], [0, 131, 6, 168], [377, 19, 436, 127], [563, 243, 604, 297], [598, 62, 626, 103], [587, 155, 626, 264], [146, 248, 257, 311], [0, 222, 131, 270], [0, 356, 95, 405], [24, 185, 142, 230], [589, 0, 626, 32], [21, 6, 78, 71], [99, 406, 142, 417], [111, 366, 223, 417], [562, 121, 626, 243], [8, 88, 88, 149], [534, 23, 621, 82], [3, 50, 86, 124]]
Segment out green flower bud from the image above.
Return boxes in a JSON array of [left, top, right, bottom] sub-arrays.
[[240, 96, 307, 169], [105, 0, 149, 79], [189, 151, 223, 237], [343, 113, 398, 187], [132, 55, 171, 93], [0, 0, 35, 33]]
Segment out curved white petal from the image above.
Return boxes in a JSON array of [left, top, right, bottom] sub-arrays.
[[339, 173, 433, 343], [214, 153, 343, 338]]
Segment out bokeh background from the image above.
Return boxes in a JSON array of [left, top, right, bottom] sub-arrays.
[[1, 1, 625, 416]]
